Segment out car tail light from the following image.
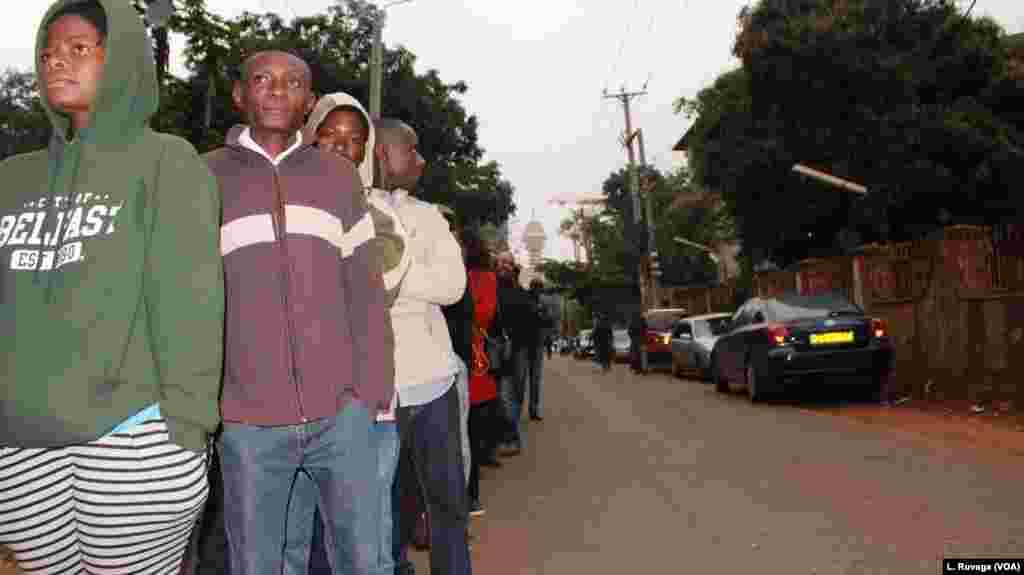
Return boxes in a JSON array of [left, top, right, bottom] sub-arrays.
[[766, 324, 789, 345], [871, 318, 887, 339], [661, 334, 671, 345]]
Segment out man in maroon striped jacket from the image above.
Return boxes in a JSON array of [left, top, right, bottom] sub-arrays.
[[203, 50, 395, 575]]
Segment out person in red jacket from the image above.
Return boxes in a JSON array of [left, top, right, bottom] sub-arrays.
[[463, 228, 506, 516]]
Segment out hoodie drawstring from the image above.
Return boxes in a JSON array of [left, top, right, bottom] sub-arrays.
[[33, 135, 84, 304]]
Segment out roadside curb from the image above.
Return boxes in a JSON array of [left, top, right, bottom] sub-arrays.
[[799, 403, 1024, 457]]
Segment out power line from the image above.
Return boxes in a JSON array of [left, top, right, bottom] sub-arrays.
[[963, 0, 979, 19], [603, 85, 657, 308]]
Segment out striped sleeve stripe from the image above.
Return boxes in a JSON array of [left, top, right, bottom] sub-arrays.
[[220, 205, 378, 260], [339, 211, 376, 258], [220, 213, 276, 257], [284, 204, 377, 258]]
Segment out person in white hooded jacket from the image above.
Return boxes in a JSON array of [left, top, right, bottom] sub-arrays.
[[292, 98, 471, 575]]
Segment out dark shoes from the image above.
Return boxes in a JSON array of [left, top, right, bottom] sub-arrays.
[[498, 443, 522, 457], [530, 415, 543, 421], [469, 499, 486, 517], [480, 457, 503, 468]]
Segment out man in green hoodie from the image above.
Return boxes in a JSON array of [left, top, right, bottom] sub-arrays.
[[0, 1, 224, 573]]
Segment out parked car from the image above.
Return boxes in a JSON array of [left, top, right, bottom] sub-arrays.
[[574, 329, 594, 359], [710, 292, 893, 402], [642, 308, 688, 371], [556, 336, 573, 355], [612, 328, 631, 363], [670, 313, 732, 381]]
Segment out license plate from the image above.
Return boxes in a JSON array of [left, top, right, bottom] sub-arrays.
[[810, 331, 854, 345]]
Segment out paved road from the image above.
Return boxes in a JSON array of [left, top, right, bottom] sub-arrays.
[[412, 355, 1024, 574]]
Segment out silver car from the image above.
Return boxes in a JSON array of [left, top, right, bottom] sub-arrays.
[[670, 313, 733, 381], [612, 329, 631, 363]]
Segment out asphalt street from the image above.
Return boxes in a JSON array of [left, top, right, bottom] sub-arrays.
[[411, 355, 1024, 575]]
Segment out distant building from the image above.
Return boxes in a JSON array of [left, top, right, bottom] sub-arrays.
[[520, 216, 547, 288]]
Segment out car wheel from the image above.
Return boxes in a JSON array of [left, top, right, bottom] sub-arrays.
[[867, 371, 888, 404], [746, 363, 771, 403], [694, 356, 709, 383], [712, 357, 729, 394]]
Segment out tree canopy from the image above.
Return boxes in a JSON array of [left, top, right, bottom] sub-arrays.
[[0, 0, 515, 227], [541, 163, 735, 309], [0, 70, 49, 159], [678, 0, 1023, 268]]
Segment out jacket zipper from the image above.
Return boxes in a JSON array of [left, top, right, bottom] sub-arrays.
[[270, 167, 308, 423]]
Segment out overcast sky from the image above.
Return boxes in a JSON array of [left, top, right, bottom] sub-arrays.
[[2, 1, 1022, 261]]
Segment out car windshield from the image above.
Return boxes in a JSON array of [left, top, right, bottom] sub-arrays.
[[701, 317, 731, 336], [646, 312, 684, 331], [767, 293, 863, 322]]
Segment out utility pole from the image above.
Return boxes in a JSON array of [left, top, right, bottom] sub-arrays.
[[604, 86, 649, 309], [633, 128, 660, 307], [369, 0, 414, 121], [369, 12, 385, 121], [143, 0, 174, 88]]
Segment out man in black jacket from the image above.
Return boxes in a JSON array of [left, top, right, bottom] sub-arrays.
[[494, 253, 539, 454], [441, 215, 475, 483], [525, 279, 552, 421]]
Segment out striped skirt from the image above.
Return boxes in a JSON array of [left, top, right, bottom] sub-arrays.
[[0, 420, 208, 575]]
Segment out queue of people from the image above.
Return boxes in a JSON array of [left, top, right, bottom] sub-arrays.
[[0, 1, 554, 574]]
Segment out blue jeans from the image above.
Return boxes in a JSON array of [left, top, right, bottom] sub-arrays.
[[525, 345, 544, 418], [394, 384, 472, 575], [287, 421, 400, 575], [499, 347, 529, 447], [219, 401, 376, 575]]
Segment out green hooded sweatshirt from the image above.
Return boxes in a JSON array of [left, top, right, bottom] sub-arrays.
[[0, 0, 224, 452]]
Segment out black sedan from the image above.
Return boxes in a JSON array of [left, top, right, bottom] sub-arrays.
[[710, 292, 893, 402]]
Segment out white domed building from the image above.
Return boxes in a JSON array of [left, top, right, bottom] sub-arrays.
[[520, 217, 547, 288]]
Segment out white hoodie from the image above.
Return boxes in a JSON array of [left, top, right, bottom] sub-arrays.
[[305, 94, 467, 407], [305, 93, 411, 302]]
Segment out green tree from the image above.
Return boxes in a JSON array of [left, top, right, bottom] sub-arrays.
[[0, 69, 50, 160], [678, 0, 1024, 268], [161, 0, 515, 226], [596, 165, 730, 286]]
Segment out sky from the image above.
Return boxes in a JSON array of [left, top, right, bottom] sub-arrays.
[[2, 1, 1023, 263]]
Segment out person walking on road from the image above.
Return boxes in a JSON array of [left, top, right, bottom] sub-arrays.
[[628, 310, 648, 374], [593, 316, 614, 372], [371, 118, 473, 575], [205, 51, 394, 575]]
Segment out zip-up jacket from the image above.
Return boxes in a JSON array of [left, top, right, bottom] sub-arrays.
[[205, 126, 394, 425]]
